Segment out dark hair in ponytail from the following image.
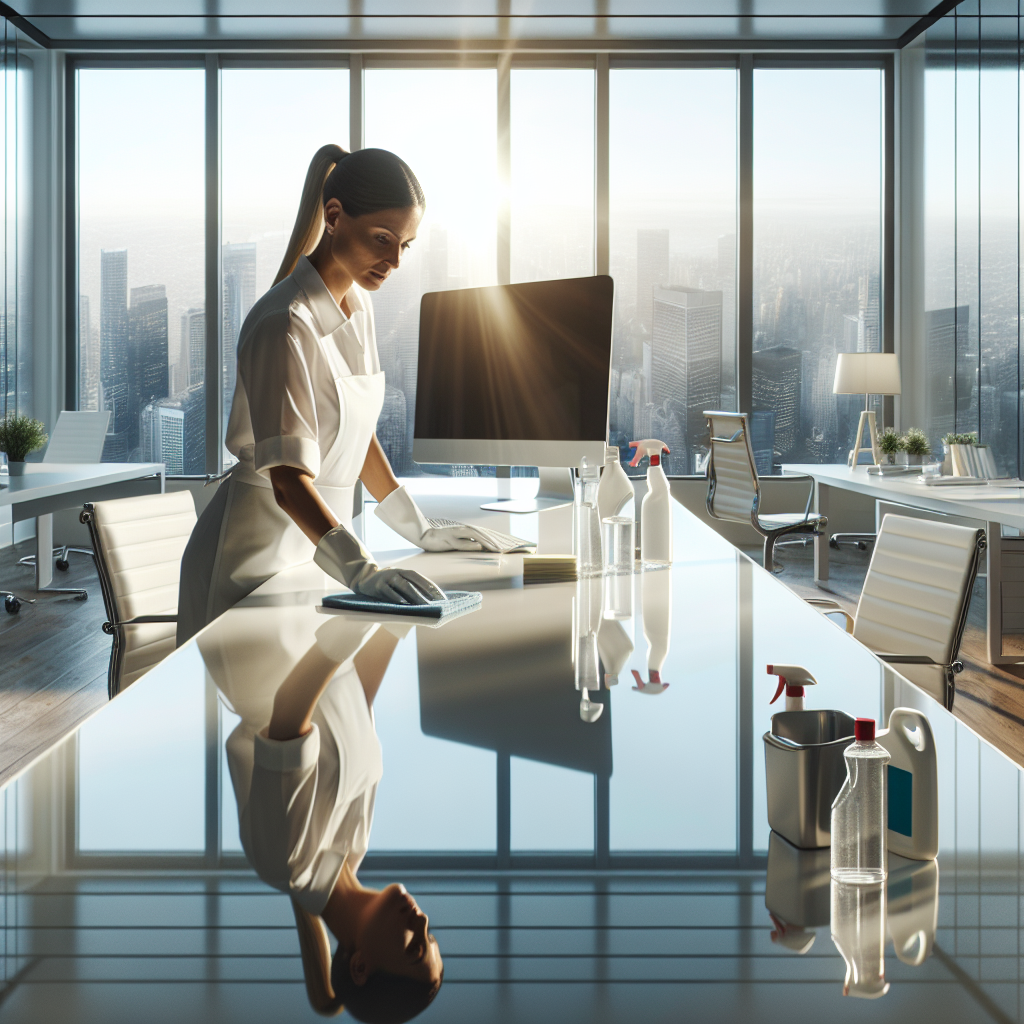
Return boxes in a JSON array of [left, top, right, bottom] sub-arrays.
[[274, 145, 425, 286]]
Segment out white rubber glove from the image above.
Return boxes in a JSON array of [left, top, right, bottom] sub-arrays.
[[313, 523, 445, 606], [374, 485, 530, 553]]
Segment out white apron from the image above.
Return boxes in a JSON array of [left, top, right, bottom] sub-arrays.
[[177, 368, 385, 645]]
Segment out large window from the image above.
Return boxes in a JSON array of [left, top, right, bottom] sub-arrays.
[[609, 68, 738, 476], [753, 67, 883, 473], [77, 68, 205, 471]]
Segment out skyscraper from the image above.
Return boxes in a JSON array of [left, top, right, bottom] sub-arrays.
[[924, 306, 968, 443], [181, 380, 205, 475], [651, 286, 722, 473], [182, 308, 205, 390], [378, 384, 408, 474], [223, 243, 257, 432], [857, 273, 880, 352], [100, 248, 129, 460], [79, 295, 99, 411], [752, 346, 802, 459], [717, 233, 736, 391], [636, 229, 669, 339], [141, 398, 184, 476], [129, 285, 169, 454]]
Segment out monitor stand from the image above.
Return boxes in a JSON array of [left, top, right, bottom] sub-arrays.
[[480, 467, 575, 514]]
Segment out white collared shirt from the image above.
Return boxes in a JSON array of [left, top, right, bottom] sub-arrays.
[[224, 255, 381, 481]]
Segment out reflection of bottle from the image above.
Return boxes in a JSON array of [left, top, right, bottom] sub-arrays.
[[631, 568, 671, 694], [831, 718, 890, 883], [598, 618, 633, 688], [574, 576, 604, 721], [629, 439, 672, 565], [764, 831, 831, 956], [887, 856, 939, 966], [831, 879, 889, 998]]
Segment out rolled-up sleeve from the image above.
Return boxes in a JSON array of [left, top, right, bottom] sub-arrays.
[[237, 311, 322, 479]]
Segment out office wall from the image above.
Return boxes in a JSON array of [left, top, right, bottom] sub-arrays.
[[904, 3, 1022, 478]]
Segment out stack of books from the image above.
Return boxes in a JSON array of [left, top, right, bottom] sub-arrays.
[[523, 554, 577, 585]]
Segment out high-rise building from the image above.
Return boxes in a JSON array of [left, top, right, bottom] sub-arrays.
[[717, 233, 736, 387], [100, 248, 129, 460], [182, 308, 205, 390], [79, 295, 99, 411], [857, 273, 880, 352], [378, 384, 408, 474], [750, 409, 775, 476], [752, 346, 801, 459], [223, 243, 257, 433], [141, 398, 184, 476], [636, 229, 669, 338], [842, 314, 859, 352], [924, 306, 968, 444], [129, 285, 169, 455], [650, 286, 722, 474], [181, 380, 205, 475]]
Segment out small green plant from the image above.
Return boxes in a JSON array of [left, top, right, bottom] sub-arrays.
[[0, 413, 47, 462], [942, 432, 978, 445], [878, 428, 904, 455], [901, 427, 931, 456]]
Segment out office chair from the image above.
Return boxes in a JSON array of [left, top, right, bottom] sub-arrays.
[[81, 489, 196, 697], [17, 410, 111, 586], [808, 513, 985, 711], [703, 411, 827, 574]]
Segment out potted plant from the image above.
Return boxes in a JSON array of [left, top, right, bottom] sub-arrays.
[[898, 427, 931, 466], [942, 432, 979, 477], [0, 413, 48, 475], [877, 428, 904, 466]]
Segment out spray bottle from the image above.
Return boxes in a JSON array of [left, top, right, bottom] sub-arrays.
[[629, 439, 672, 565], [767, 664, 819, 712]]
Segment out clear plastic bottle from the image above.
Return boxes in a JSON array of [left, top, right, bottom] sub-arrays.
[[574, 460, 603, 576], [831, 718, 891, 883]]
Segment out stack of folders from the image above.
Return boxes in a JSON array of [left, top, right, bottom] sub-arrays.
[[523, 554, 578, 585]]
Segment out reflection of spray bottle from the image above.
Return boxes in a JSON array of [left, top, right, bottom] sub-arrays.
[[631, 568, 671, 694], [831, 880, 889, 999], [629, 439, 672, 565], [767, 664, 818, 712], [574, 576, 604, 722]]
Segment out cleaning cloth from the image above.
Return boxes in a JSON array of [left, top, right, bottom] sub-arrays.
[[322, 589, 483, 619]]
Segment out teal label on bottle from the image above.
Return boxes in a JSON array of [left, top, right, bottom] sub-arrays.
[[888, 764, 913, 837]]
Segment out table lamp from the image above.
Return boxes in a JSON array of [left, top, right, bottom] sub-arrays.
[[833, 352, 902, 467]]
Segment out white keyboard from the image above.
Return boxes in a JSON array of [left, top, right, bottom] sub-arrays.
[[428, 518, 537, 553]]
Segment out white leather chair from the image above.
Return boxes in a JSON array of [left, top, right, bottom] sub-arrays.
[[18, 410, 112, 588], [809, 513, 986, 710], [704, 410, 827, 574], [80, 490, 196, 697]]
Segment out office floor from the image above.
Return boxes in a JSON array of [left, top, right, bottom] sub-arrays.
[[0, 540, 110, 787], [3, 534, 1024, 788]]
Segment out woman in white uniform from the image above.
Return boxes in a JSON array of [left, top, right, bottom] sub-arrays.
[[178, 145, 506, 644]]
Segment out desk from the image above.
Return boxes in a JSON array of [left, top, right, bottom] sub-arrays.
[[0, 498, 1021, 1021], [0, 462, 164, 591], [787, 463, 1024, 665]]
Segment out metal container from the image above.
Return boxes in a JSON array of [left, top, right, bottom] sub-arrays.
[[764, 709, 856, 849]]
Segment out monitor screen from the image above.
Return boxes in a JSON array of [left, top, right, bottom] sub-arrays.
[[414, 276, 614, 444]]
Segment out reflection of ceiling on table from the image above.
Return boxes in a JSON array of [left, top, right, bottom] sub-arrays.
[[5, 1, 956, 50], [417, 585, 613, 776]]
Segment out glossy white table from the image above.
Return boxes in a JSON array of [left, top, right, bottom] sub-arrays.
[[786, 462, 1024, 664], [1, 462, 164, 591]]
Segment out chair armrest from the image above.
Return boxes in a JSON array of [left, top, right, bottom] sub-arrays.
[[102, 614, 177, 635], [873, 653, 941, 666], [805, 598, 854, 633]]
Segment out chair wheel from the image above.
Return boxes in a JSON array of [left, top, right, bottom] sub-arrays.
[[56, 558, 69, 571], [5, 596, 20, 614], [829, 538, 839, 549], [857, 542, 867, 551]]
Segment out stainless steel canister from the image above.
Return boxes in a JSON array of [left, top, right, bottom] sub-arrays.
[[763, 709, 856, 849]]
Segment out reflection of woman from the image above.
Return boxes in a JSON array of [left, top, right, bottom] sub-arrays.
[[178, 145, 508, 644], [225, 619, 443, 1021]]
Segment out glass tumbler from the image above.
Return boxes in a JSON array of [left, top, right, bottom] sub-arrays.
[[602, 516, 634, 575]]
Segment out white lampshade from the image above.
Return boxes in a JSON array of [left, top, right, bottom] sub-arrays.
[[833, 352, 902, 396]]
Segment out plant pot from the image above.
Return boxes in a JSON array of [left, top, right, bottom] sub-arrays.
[[879, 452, 899, 466], [7, 460, 25, 476], [897, 452, 928, 467]]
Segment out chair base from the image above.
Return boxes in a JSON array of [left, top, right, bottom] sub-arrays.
[[19, 545, 94, 572], [830, 532, 876, 551], [2, 591, 34, 614]]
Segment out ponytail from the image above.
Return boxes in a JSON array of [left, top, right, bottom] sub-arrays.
[[275, 145, 426, 288], [274, 143, 348, 286]]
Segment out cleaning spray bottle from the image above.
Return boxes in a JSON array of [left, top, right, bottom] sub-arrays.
[[598, 444, 635, 521], [629, 439, 672, 565], [767, 664, 818, 712]]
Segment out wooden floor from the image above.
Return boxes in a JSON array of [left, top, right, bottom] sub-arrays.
[[0, 539, 111, 787], [770, 538, 1024, 770], [3, 532, 1024, 788]]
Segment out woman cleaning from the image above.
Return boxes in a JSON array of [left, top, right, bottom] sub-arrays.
[[178, 145, 514, 643]]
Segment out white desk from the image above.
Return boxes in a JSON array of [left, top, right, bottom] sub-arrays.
[[1, 462, 164, 592], [786, 463, 1024, 664]]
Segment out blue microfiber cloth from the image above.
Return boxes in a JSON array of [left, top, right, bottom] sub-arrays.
[[322, 589, 483, 619]]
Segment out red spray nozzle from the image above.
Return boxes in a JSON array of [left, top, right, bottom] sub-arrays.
[[628, 440, 671, 468], [767, 664, 818, 705]]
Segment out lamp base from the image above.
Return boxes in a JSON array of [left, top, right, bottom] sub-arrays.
[[847, 409, 880, 468]]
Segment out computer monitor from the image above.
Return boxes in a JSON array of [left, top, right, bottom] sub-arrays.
[[413, 275, 614, 513]]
